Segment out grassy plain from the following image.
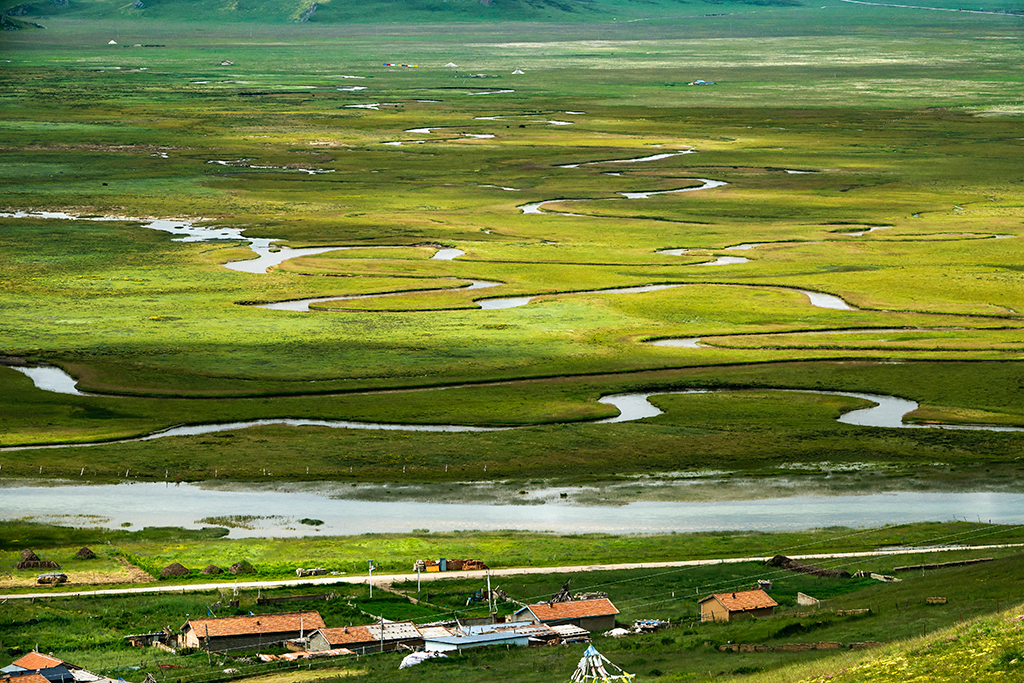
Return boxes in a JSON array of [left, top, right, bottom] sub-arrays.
[[1, 13, 1023, 484], [1, 6, 1023, 682]]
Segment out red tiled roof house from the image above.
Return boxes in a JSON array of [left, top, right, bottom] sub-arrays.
[[307, 622, 423, 654], [513, 599, 619, 632], [181, 611, 325, 652], [699, 590, 777, 622]]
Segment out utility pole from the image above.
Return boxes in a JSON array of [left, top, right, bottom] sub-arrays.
[[368, 560, 375, 598], [487, 571, 493, 618]]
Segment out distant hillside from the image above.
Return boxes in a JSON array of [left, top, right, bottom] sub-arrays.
[[1, 0, 806, 25]]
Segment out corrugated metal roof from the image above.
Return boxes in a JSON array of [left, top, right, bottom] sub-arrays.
[[418, 626, 458, 639], [465, 622, 557, 638], [549, 624, 590, 637], [184, 611, 325, 638], [516, 598, 619, 622], [424, 632, 529, 646], [700, 589, 777, 612], [365, 621, 421, 641]]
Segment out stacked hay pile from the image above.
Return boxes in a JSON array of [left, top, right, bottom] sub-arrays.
[[161, 562, 190, 577], [16, 549, 60, 570], [201, 564, 223, 575], [76, 547, 97, 560]]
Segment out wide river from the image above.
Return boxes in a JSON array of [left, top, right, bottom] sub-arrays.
[[1, 481, 1022, 538]]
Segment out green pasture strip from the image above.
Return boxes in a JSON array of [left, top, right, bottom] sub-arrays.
[[4, 520, 1024, 585], [2, 361, 1024, 481]]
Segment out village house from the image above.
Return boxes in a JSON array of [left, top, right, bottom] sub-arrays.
[[180, 611, 325, 652], [513, 598, 619, 632], [699, 589, 778, 622], [306, 621, 422, 654]]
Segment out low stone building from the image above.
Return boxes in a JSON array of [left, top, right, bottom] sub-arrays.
[[699, 589, 777, 622]]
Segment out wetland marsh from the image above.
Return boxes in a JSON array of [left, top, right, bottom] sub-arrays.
[[1, 9, 1024, 682], [1, 12, 1023, 523]]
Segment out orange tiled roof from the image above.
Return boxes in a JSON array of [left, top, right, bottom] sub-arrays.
[[312, 626, 376, 646], [701, 589, 778, 612], [185, 611, 325, 638], [522, 598, 619, 621], [10, 675, 51, 683], [13, 653, 65, 670]]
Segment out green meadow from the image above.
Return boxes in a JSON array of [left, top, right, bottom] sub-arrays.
[[1, 8, 1023, 487], [3, 3, 1024, 682]]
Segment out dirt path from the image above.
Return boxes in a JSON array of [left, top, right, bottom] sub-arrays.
[[2, 543, 1021, 601], [116, 556, 156, 583]]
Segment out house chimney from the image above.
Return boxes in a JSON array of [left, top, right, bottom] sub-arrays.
[[732, 593, 736, 599]]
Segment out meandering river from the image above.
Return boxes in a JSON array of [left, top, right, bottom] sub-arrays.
[[3, 365, 1021, 452]]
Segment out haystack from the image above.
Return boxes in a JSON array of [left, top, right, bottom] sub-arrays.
[[15, 549, 59, 570], [230, 560, 255, 575], [201, 564, 223, 575], [160, 562, 190, 577], [76, 547, 97, 560]]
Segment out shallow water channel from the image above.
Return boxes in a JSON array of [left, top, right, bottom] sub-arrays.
[[5, 365, 1022, 451]]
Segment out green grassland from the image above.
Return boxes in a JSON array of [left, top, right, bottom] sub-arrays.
[[2, 9, 1024, 683]]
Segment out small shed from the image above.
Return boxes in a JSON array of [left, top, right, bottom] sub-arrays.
[[513, 598, 619, 632], [699, 589, 777, 622], [124, 632, 164, 648]]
